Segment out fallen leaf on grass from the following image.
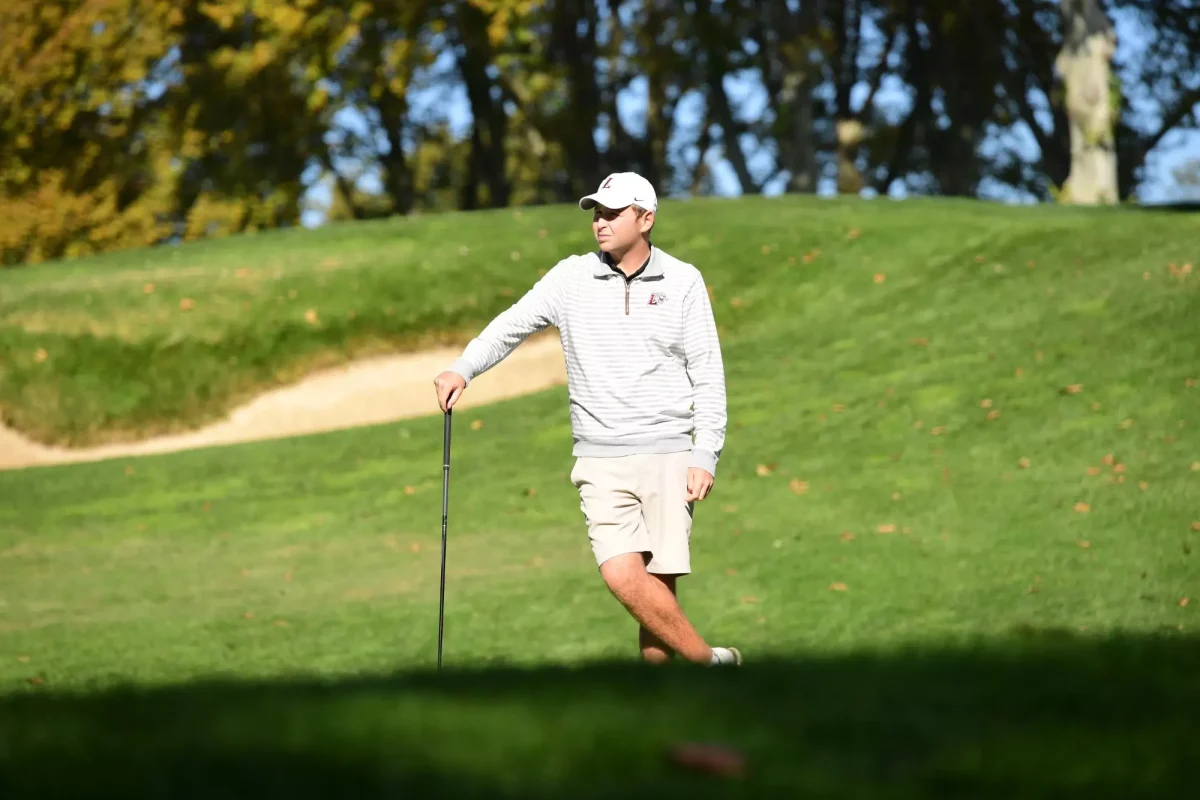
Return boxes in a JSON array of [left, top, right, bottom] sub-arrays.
[[1191, 462, 1199, 472], [242, 612, 255, 619], [980, 399, 993, 408], [892, 492, 902, 500], [913, 420, 924, 430], [789, 478, 809, 495], [179, 298, 194, 311], [304, 309, 319, 325], [667, 742, 746, 778], [410, 542, 421, 553], [847, 228, 861, 239], [404, 485, 415, 495], [755, 463, 774, 477], [143, 283, 155, 294], [877, 523, 896, 534], [873, 273, 886, 284], [1074, 502, 1091, 513], [284, 571, 293, 582], [911, 337, 930, 346], [1186, 378, 1197, 388], [833, 404, 846, 413], [725, 568, 738, 576], [1077, 540, 1091, 548], [1018, 458, 1031, 469], [274, 620, 289, 627], [740, 596, 758, 604], [987, 410, 1001, 421], [1139, 481, 1149, 491], [470, 418, 484, 430], [840, 531, 855, 542], [1087, 466, 1102, 476], [720, 504, 738, 513], [730, 296, 744, 308], [125, 466, 134, 476], [27, 677, 44, 686], [1191, 522, 1200, 532], [829, 582, 848, 591], [1113, 463, 1126, 474], [1119, 419, 1135, 429], [931, 426, 947, 436], [16, 655, 30, 663], [34, 348, 48, 363], [1102, 453, 1115, 465], [1063, 383, 1083, 394], [1180, 597, 1191, 607]]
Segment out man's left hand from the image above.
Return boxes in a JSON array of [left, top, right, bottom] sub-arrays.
[[686, 467, 714, 501]]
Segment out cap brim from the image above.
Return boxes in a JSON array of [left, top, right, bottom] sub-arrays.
[[578, 190, 633, 211]]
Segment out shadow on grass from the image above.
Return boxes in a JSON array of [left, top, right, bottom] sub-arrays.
[[2, 630, 1197, 799]]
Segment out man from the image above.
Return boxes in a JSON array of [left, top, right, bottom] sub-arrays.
[[432, 172, 741, 667]]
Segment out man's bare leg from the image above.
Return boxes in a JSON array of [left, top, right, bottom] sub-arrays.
[[600, 552, 712, 664], [639, 572, 678, 664]]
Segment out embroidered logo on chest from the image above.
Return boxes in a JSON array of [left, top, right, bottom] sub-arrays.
[[648, 292, 668, 305]]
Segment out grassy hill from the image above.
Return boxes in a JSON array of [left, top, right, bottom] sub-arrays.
[[1, 195, 1199, 797]]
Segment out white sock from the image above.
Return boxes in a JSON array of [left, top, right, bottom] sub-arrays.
[[709, 646, 738, 666]]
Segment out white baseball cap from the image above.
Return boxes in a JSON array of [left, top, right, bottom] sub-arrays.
[[578, 172, 658, 214]]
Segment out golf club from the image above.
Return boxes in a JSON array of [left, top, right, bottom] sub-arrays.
[[438, 408, 452, 671]]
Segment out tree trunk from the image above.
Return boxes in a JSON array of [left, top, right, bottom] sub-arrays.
[[454, 2, 511, 209], [1056, 0, 1118, 204]]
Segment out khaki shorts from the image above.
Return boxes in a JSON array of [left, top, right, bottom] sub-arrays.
[[569, 450, 695, 575]]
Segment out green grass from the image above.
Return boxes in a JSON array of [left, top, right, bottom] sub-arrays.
[[1, 195, 1199, 796]]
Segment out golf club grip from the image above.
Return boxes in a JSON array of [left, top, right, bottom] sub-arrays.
[[443, 408, 452, 466]]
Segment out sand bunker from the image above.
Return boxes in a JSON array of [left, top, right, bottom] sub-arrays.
[[0, 333, 567, 472]]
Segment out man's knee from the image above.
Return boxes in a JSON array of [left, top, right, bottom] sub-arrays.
[[599, 551, 649, 598]]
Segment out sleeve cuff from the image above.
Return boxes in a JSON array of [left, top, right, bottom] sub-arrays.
[[447, 358, 476, 386], [690, 448, 719, 476]]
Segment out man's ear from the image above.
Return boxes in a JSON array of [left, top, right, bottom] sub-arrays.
[[639, 209, 655, 233]]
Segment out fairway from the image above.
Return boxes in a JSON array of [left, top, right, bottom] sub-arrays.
[[2, 195, 1199, 796]]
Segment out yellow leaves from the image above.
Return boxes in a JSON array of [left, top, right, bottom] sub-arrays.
[[1073, 502, 1090, 513], [1077, 540, 1091, 548], [789, 478, 809, 495], [179, 298, 194, 311], [200, 1, 242, 30], [1180, 597, 1191, 608], [829, 582, 848, 591], [304, 309, 319, 325], [873, 273, 886, 284], [877, 523, 896, 534], [755, 464, 773, 477], [33, 348, 48, 364], [840, 531, 855, 542], [470, 419, 485, 431], [1018, 457, 1031, 469], [1063, 383, 1084, 394]]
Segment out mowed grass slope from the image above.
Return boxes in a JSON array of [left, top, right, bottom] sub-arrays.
[[2, 196, 1199, 797]]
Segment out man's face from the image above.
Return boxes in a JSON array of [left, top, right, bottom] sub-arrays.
[[592, 204, 653, 253]]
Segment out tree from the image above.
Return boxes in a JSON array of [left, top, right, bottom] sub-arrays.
[[1055, 0, 1119, 204]]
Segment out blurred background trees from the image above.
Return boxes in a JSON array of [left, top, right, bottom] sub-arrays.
[[1, 0, 1197, 265]]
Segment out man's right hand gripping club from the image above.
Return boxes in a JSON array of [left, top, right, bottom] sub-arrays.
[[434, 370, 467, 413]]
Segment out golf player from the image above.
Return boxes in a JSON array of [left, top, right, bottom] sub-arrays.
[[433, 172, 741, 667]]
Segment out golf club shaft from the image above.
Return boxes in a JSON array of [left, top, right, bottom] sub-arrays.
[[438, 408, 452, 670]]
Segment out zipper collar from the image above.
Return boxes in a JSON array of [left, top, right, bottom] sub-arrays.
[[593, 246, 661, 280]]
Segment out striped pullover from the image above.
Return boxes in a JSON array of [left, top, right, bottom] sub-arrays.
[[446, 245, 728, 475]]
